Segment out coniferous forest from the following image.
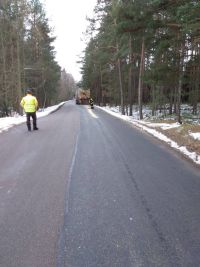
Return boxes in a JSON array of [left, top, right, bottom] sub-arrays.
[[0, 0, 76, 117], [80, 0, 200, 122], [1, 0, 200, 122]]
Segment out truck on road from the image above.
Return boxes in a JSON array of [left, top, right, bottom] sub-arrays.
[[75, 89, 90, 105]]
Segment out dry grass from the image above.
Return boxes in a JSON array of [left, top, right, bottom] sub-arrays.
[[157, 123, 200, 154]]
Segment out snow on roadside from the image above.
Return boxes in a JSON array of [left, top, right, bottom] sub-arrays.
[[137, 121, 180, 130], [37, 102, 65, 118], [189, 132, 200, 141], [97, 106, 200, 165], [0, 102, 65, 133], [0, 116, 26, 133]]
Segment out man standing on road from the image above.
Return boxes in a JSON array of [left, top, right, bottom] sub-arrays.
[[89, 97, 94, 109], [20, 89, 39, 131]]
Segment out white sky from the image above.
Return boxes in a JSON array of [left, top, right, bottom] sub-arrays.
[[42, 0, 97, 82]]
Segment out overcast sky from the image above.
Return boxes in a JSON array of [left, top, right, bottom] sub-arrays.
[[42, 0, 97, 81]]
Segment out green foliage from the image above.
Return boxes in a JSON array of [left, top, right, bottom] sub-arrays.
[[0, 0, 62, 116], [80, 0, 200, 117]]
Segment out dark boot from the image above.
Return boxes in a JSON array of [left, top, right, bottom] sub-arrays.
[[27, 123, 31, 131], [32, 113, 38, 130]]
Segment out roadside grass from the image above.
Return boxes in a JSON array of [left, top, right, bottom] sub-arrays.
[[165, 124, 200, 153], [148, 121, 200, 154], [140, 106, 200, 155]]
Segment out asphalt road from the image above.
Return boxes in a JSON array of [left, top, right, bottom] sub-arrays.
[[0, 101, 200, 267]]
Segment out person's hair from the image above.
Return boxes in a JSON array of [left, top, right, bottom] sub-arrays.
[[26, 89, 32, 94]]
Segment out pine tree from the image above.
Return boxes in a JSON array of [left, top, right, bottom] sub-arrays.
[[80, 0, 200, 120]]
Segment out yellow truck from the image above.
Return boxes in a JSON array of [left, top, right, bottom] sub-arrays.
[[75, 89, 90, 105]]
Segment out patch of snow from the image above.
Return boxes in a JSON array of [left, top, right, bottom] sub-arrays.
[[0, 116, 26, 133], [135, 121, 180, 130], [150, 123, 180, 130], [189, 132, 200, 141], [0, 102, 65, 133]]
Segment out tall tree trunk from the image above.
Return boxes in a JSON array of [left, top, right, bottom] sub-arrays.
[[14, 0, 23, 113], [117, 57, 125, 115], [138, 37, 145, 120], [116, 40, 124, 114], [169, 90, 173, 115], [173, 87, 177, 114], [128, 65, 133, 116], [16, 33, 22, 113], [128, 35, 133, 116], [192, 47, 199, 115], [0, 24, 8, 116], [177, 42, 184, 124], [100, 64, 103, 105], [152, 85, 156, 116]]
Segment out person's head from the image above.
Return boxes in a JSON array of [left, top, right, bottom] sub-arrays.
[[26, 88, 32, 95]]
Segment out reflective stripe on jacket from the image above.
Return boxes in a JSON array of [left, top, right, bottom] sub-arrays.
[[20, 94, 38, 113]]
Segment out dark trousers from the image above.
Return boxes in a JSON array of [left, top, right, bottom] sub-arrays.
[[26, 112, 37, 130]]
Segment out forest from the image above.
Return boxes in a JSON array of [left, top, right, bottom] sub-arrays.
[[80, 0, 200, 123], [0, 0, 76, 117]]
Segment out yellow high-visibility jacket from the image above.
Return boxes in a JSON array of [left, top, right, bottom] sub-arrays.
[[20, 94, 38, 113]]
